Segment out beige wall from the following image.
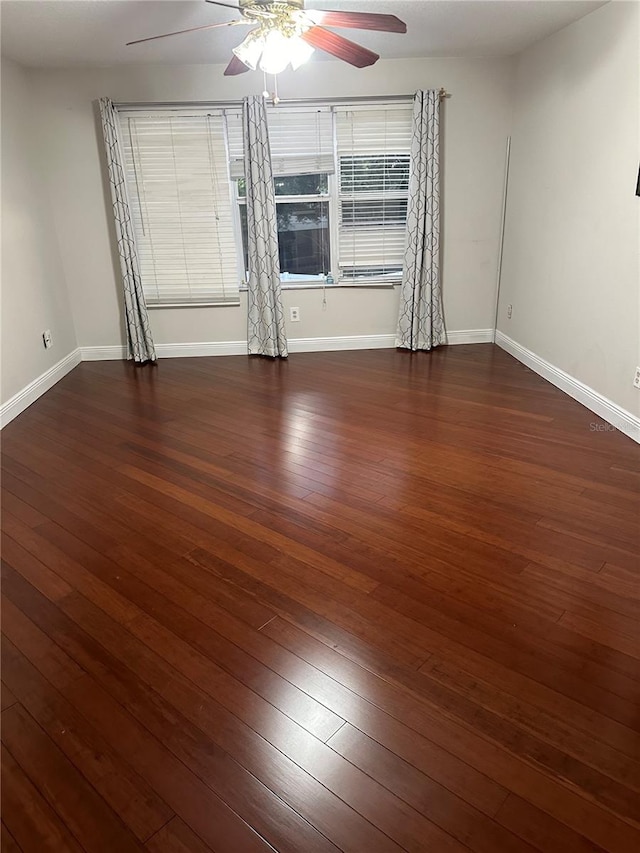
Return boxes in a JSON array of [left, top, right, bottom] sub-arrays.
[[499, 0, 640, 416], [28, 55, 514, 349], [1, 58, 78, 404]]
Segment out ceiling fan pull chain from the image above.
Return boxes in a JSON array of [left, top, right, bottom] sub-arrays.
[[262, 72, 280, 106]]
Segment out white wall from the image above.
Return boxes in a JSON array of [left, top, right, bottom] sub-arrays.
[[499, 0, 640, 416], [28, 56, 514, 349], [1, 58, 78, 404]]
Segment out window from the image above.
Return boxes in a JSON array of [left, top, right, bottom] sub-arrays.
[[237, 173, 331, 282], [119, 111, 241, 306], [228, 106, 334, 285], [118, 100, 413, 305], [335, 106, 413, 284]]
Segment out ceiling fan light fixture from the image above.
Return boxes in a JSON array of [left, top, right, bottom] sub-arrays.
[[287, 36, 315, 70], [232, 32, 265, 70], [259, 29, 295, 74], [233, 22, 315, 74]]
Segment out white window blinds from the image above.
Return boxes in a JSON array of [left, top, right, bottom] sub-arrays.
[[119, 112, 240, 306], [335, 105, 413, 283], [226, 106, 334, 179]]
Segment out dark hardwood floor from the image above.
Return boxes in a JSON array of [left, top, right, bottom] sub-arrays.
[[1, 344, 639, 853]]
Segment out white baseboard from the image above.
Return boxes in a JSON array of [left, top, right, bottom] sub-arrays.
[[0, 348, 81, 428], [80, 342, 249, 360], [80, 337, 393, 358], [80, 345, 127, 360], [496, 331, 639, 443], [446, 329, 494, 345], [289, 332, 495, 351], [156, 341, 248, 358], [80, 329, 493, 361], [289, 334, 395, 353]]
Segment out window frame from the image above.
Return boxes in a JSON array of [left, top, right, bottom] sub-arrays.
[[337, 153, 411, 286], [334, 105, 414, 287], [233, 175, 337, 289]]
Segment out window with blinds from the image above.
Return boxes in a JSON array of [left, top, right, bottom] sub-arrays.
[[228, 107, 334, 284], [116, 100, 413, 302], [119, 111, 241, 306], [226, 106, 334, 180], [335, 105, 413, 284]]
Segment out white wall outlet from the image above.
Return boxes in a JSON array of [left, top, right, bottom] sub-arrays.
[[289, 307, 300, 322], [633, 366, 640, 389], [506, 304, 513, 319], [42, 329, 52, 349]]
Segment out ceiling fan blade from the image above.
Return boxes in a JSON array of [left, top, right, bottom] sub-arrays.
[[224, 54, 250, 76], [306, 11, 406, 34], [204, 1, 243, 9], [127, 20, 245, 46], [301, 26, 379, 68]]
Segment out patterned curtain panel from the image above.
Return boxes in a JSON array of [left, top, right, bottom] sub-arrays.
[[396, 90, 445, 351], [243, 96, 288, 358], [98, 98, 156, 363]]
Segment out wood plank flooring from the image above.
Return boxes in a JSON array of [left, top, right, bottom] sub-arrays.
[[1, 345, 639, 852]]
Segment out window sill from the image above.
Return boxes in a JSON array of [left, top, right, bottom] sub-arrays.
[[239, 281, 399, 292], [146, 281, 400, 307], [147, 301, 241, 309]]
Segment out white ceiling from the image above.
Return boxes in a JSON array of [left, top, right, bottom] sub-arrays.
[[1, 0, 607, 68]]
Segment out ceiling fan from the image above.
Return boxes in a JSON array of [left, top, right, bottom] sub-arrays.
[[127, 0, 407, 76]]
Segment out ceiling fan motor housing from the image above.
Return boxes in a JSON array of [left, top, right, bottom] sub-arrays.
[[239, 0, 305, 9]]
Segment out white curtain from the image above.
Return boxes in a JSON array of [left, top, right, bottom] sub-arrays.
[[98, 98, 156, 363], [243, 96, 288, 358], [396, 90, 445, 351]]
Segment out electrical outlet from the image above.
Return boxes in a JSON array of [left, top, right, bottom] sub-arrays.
[[290, 307, 300, 322], [42, 329, 52, 349], [506, 304, 513, 320], [633, 366, 640, 389]]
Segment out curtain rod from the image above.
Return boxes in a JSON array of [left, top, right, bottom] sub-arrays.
[[113, 89, 450, 110]]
